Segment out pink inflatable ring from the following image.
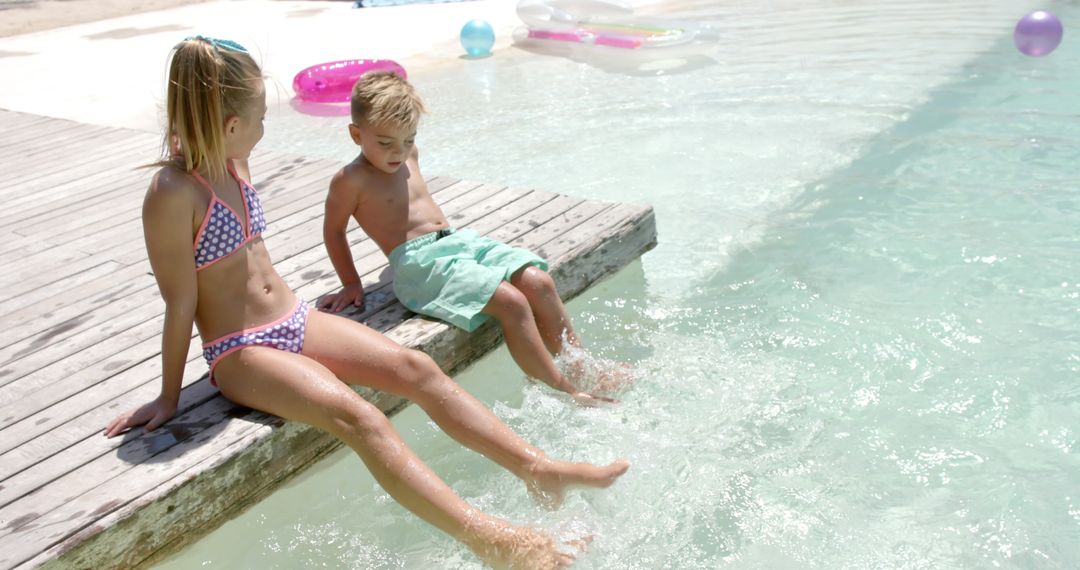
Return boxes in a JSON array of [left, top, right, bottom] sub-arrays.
[[292, 59, 407, 103]]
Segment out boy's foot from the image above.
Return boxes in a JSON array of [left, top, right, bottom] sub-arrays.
[[566, 359, 636, 397], [525, 458, 630, 510], [571, 391, 619, 406], [464, 519, 580, 569]]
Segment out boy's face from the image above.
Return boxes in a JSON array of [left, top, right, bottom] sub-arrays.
[[349, 121, 416, 175]]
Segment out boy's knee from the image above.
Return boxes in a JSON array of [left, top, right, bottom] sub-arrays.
[[489, 282, 531, 319], [518, 266, 556, 296]]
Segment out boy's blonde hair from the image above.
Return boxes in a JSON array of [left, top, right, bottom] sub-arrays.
[[162, 37, 263, 181], [350, 71, 426, 129]]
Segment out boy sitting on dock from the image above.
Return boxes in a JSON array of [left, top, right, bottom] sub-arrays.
[[318, 72, 626, 403]]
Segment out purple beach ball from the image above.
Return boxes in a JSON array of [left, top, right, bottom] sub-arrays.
[[1014, 11, 1064, 57]]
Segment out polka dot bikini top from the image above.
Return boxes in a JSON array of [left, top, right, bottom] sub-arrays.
[[191, 163, 267, 271]]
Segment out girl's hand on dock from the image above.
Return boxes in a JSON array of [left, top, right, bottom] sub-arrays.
[[103, 396, 178, 438]]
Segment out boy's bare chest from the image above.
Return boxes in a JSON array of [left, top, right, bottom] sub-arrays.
[[358, 177, 431, 222]]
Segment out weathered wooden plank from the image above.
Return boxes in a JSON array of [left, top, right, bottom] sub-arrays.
[[0, 126, 133, 182], [0, 315, 177, 431], [0, 133, 155, 199], [0, 274, 158, 366], [0, 262, 124, 325], [0, 141, 309, 243], [0, 119, 74, 152], [0, 145, 288, 239], [0, 111, 52, 134], [538, 204, 656, 295], [2, 148, 331, 240], [0, 333, 206, 472], [0, 120, 151, 180], [0, 399, 287, 567], [0, 232, 42, 265], [0, 241, 136, 295], [14, 410, 339, 570], [0, 111, 69, 134], [0, 133, 127, 191]]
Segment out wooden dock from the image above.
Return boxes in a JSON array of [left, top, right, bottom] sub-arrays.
[[0, 108, 656, 569]]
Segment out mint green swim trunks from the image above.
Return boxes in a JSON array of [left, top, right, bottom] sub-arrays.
[[389, 228, 549, 332]]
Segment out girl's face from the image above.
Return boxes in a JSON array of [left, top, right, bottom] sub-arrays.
[[225, 80, 266, 160], [351, 121, 415, 174]]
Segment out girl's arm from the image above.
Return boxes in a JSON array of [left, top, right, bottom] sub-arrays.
[[105, 170, 199, 437]]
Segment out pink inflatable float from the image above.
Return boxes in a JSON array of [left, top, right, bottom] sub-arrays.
[[292, 59, 407, 103]]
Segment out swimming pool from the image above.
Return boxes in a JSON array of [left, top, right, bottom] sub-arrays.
[[158, 0, 1080, 567]]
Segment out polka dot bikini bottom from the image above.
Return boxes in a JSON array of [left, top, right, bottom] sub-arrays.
[[202, 298, 310, 386]]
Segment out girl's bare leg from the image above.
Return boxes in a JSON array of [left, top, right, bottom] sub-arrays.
[[302, 310, 629, 507], [214, 348, 575, 568]]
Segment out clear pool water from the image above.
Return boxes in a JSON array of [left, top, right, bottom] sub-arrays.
[[158, 0, 1080, 567]]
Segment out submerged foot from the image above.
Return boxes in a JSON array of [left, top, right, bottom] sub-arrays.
[[566, 359, 636, 397], [525, 458, 631, 510], [464, 518, 582, 570]]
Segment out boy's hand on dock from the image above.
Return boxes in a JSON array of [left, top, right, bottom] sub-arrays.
[[104, 396, 177, 438], [317, 283, 366, 314]]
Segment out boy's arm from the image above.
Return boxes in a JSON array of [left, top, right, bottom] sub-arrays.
[[319, 171, 365, 312]]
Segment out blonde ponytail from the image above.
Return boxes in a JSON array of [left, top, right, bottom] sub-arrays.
[[161, 36, 262, 181]]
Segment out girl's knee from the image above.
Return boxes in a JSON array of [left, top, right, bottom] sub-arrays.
[[329, 397, 392, 440], [393, 350, 446, 393]]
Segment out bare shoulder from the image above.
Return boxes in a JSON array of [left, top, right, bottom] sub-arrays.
[[143, 166, 199, 220], [331, 158, 388, 200]]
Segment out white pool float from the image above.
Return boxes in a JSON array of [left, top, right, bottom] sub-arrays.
[[515, 0, 719, 60]]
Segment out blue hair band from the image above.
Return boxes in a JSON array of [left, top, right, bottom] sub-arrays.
[[182, 35, 249, 54]]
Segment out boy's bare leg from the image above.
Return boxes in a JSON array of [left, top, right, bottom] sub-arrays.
[[510, 266, 579, 354], [512, 267, 635, 395], [214, 349, 577, 568], [482, 281, 580, 395], [303, 310, 630, 506]]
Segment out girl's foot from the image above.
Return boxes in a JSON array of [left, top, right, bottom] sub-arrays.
[[464, 518, 580, 569], [525, 458, 630, 509]]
